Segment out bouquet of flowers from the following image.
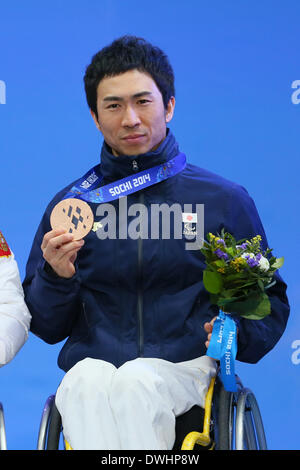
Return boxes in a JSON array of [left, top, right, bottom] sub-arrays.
[[200, 229, 284, 320]]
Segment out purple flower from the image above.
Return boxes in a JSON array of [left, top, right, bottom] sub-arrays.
[[214, 248, 228, 260], [246, 258, 258, 267], [243, 253, 259, 267], [237, 242, 248, 250]]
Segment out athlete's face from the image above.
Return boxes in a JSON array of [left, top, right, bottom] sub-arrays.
[[91, 69, 175, 156]]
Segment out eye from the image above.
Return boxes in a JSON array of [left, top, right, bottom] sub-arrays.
[[138, 99, 151, 105], [106, 103, 120, 110]]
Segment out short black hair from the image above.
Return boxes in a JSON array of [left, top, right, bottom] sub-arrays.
[[84, 35, 175, 118]]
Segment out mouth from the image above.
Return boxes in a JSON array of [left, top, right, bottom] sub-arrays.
[[122, 134, 147, 143]]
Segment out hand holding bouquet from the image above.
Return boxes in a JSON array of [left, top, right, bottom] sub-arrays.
[[200, 229, 284, 391]]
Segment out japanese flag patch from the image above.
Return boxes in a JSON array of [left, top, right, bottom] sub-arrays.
[[182, 212, 198, 223], [0, 231, 12, 258]]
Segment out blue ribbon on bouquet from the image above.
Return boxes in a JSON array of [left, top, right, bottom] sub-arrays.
[[206, 310, 238, 392], [63, 152, 187, 204]]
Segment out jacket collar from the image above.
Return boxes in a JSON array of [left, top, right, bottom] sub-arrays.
[[98, 129, 180, 182]]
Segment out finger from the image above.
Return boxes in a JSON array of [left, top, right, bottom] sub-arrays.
[[59, 247, 81, 266], [204, 316, 218, 331], [42, 236, 79, 263], [69, 251, 78, 265], [46, 233, 76, 251], [204, 322, 214, 334], [48, 246, 82, 278], [55, 240, 84, 259], [41, 228, 71, 250], [43, 240, 84, 265]]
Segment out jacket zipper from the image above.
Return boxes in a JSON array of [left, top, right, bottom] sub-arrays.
[[133, 159, 144, 357], [137, 209, 144, 357]]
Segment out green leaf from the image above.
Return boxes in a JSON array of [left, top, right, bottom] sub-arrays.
[[223, 292, 271, 320], [226, 247, 235, 257], [203, 270, 223, 294], [217, 297, 239, 306], [271, 257, 284, 269], [257, 279, 265, 292], [223, 273, 243, 282], [213, 259, 225, 267]]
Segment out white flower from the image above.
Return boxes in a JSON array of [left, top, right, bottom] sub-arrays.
[[241, 252, 256, 260], [241, 252, 269, 271], [241, 252, 255, 259], [258, 256, 270, 272]]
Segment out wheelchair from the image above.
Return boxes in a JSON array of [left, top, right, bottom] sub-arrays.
[[178, 374, 267, 450], [36, 371, 267, 451], [0, 402, 7, 450]]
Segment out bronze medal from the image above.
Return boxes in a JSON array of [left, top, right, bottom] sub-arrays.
[[50, 198, 94, 240]]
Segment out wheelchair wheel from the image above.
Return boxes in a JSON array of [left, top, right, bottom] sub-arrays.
[[235, 388, 267, 450], [213, 377, 267, 450], [213, 380, 238, 450], [0, 402, 7, 450], [37, 395, 62, 450]]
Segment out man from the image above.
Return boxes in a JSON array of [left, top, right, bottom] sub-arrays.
[[23, 36, 289, 450], [0, 231, 31, 366]]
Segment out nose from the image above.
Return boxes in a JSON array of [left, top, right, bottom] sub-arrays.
[[121, 105, 141, 128]]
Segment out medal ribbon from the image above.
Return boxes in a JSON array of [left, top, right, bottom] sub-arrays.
[[63, 152, 186, 203], [206, 310, 238, 392]]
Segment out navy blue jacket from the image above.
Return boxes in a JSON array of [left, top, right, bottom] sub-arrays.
[[23, 131, 290, 372]]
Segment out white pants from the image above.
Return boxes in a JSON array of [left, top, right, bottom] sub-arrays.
[[55, 356, 217, 450]]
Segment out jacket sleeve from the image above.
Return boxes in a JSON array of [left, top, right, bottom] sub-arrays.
[[226, 184, 290, 364], [23, 198, 82, 345], [0, 252, 31, 366]]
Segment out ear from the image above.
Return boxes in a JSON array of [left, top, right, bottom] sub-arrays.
[[165, 96, 175, 123], [90, 109, 102, 131]]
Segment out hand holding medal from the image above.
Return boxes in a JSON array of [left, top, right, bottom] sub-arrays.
[[43, 199, 94, 279]]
